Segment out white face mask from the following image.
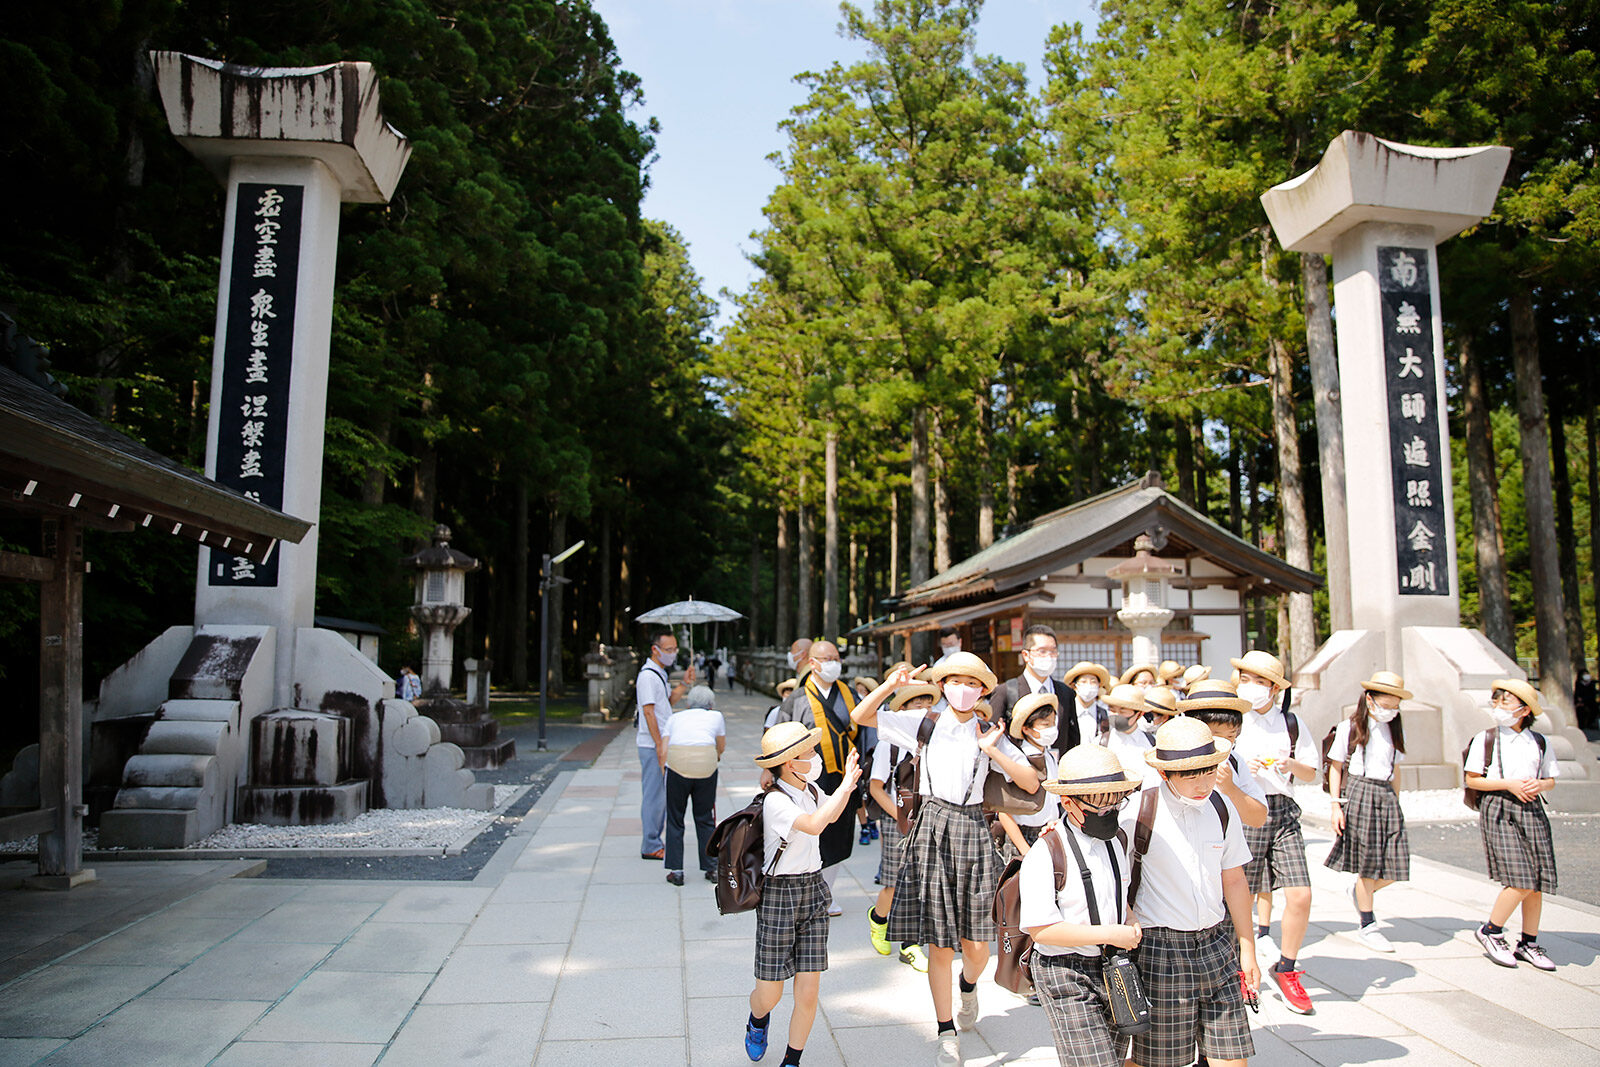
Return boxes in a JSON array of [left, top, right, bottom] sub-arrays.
[[943, 683, 981, 712], [792, 756, 823, 784], [1028, 653, 1058, 678], [786, 651, 799, 669], [941, 642, 961, 657], [1368, 701, 1400, 724], [1491, 705, 1524, 728], [1166, 780, 1214, 807], [1075, 681, 1100, 703], [656, 647, 677, 668], [1139, 715, 1159, 735], [816, 660, 843, 685], [1237, 682, 1274, 711], [1031, 725, 1059, 748]]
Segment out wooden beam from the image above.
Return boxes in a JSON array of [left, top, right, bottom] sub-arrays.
[[36, 516, 86, 879], [0, 807, 58, 842], [0, 549, 54, 582]]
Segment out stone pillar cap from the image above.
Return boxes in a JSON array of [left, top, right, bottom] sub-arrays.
[[1261, 130, 1510, 254], [151, 51, 411, 203]]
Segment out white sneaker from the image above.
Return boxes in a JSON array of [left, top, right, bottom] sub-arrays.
[[1256, 932, 1280, 967], [1357, 922, 1395, 953], [1475, 925, 1518, 968], [827, 903, 843, 917], [1514, 940, 1557, 971], [955, 988, 979, 1029], [936, 1031, 961, 1067]]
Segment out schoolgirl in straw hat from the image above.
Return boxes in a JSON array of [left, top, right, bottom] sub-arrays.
[[1020, 744, 1142, 1067], [1063, 661, 1113, 748], [1229, 649, 1319, 1015], [743, 722, 863, 1063], [1103, 683, 1161, 787], [1324, 672, 1413, 953], [1128, 717, 1259, 1067], [992, 691, 1062, 863], [1465, 678, 1560, 971], [1178, 681, 1268, 829], [866, 681, 939, 973], [852, 654, 1042, 1067]]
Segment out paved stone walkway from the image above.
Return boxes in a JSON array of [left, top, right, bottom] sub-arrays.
[[2, 690, 1599, 1065]]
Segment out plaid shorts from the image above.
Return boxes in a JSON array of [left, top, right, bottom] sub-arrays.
[[1480, 793, 1559, 892], [754, 870, 831, 981], [1032, 951, 1123, 1067], [1241, 793, 1311, 893], [1131, 924, 1254, 1067], [1325, 775, 1410, 881], [887, 799, 1001, 948], [878, 816, 906, 889]]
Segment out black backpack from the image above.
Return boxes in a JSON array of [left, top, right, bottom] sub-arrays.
[[706, 784, 816, 915]]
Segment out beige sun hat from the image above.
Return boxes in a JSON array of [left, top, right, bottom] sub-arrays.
[[1063, 661, 1111, 690], [1102, 683, 1148, 713], [1145, 715, 1233, 770], [1120, 663, 1160, 686], [775, 677, 799, 697], [754, 721, 823, 768], [1491, 678, 1542, 715], [1361, 671, 1413, 700], [1158, 660, 1185, 685], [927, 651, 998, 692], [852, 676, 879, 692], [1178, 679, 1250, 715], [1181, 664, 1213, 688], [1042, 743, 1144, 796], [890, 682, 941, 711], [1009, 691, 1061, 739], [1230, 650, 1288, 690], [1144, 686, 1180, 717]]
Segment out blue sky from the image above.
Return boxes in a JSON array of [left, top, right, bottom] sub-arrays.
[[588, 0, 1098, 328]]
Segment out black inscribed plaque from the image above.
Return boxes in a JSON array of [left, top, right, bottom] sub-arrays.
[[208, 183, 303, 587], [1378, 245, 1449, 597]]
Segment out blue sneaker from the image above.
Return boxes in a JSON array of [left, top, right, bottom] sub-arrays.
[[745, 1017, 769, 1061], [868, 820, 880, 840], [860, 824, 872, 845]]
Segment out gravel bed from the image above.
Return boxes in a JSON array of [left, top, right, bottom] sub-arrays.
[[187, 785, 521, 850]]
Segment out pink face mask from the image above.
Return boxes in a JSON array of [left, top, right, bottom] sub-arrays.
[[943, 682, 981, 712]]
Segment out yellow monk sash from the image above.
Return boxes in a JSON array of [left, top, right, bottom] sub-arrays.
[[804, 675, 858, 775]]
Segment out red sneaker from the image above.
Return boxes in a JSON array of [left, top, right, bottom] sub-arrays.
[[1270, 968, 1314, 1014]]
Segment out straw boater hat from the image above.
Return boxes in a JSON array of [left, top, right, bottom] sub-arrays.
[[1009, 691, 1061, 739], [1144, 686, 1180, 717], [776, 677, 799, 697], [1491, 678, 1542, 715], [1042, 743, 1143, 796], [1145, 715, 1233, 770], [1158, 660, 1185, 685], [890, 682, 941, 711], [1361, 671, 1412, 700], [1178, 679, 1250, 715], [1063, 661, 1111, 690], [1229, 650, 1289, 690], [754, 721, 824, 768], [975, 699, 994, 721], [1120, 663, 1159, 686], [1102, 683, 1148, 713], [927, 651, 998, 692], [1181, 664, 1212, 689], [852, 676, 879, 691]]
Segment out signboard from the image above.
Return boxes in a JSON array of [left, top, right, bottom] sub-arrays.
[[1378, 246, 1449, 597], [208, 184, 302, 587]]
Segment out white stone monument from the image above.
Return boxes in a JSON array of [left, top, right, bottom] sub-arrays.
[[1261, 131, 1599, 808], [1107, 534, 1180, 667]]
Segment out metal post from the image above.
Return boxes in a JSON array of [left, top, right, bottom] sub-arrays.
[[538, 552, 551, 752]]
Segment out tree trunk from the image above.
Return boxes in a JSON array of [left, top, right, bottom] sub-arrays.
[[910, 407, 931, 587], [977, 388, 995, 549], [748, 526, 762, 649], [1270, 336, 1316, 669], [1247, 446, 1264, 644], [889, 490, 901, 597], [1173, 413, 1196, 506], [798, 473, 815, 640], [847, 531, 859, 624], [1303, 252, 1352, 632], [776, 505, 792, 644], [409, 439, 438, 532], [599, 510, 613, 646], [1192, 423, 1209, 517], [1589, 359, 1599, 674], [511, 479, 530, 689], [824, 430, 840, 641], [547, 511, 567, 693], [1228, 426, 1243, 536], [1459, 333, 1515, 657], [933, 414, 951, 574], [361, 409, 391, 506], [1509, 287, 1573, 708], [618, 509, 632, 644], [1549, 392, 1586, 669]]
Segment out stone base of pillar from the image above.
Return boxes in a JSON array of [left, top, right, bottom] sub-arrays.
[[412, 695, 515, 770], [25, 870, 97, 891]]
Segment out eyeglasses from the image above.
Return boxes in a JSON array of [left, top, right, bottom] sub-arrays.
[[1080, 795, 1132, 815]]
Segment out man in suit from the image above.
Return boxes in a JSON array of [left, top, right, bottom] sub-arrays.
[[988, 625, 1107, 756]]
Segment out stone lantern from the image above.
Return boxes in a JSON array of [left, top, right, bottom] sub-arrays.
[[1107, 533, 1182, 668]]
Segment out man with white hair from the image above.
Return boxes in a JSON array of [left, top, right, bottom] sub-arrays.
[[660, 684, 726, 886]]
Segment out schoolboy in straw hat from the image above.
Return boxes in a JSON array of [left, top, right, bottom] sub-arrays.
[[1179, 681, 1268, 829], [1063, 661, 1113, 749], [1020, 744, 1143, 1067], [1103, 684, 1161, 788], [867, 681, 939, 972], [1325, 672, 1413, 954], [993, 691, 1061, 863], [744, 722, 863, 1064], [853, 654, 1042, 1067], [1465, 678, 1560, 971], [1228, 650, 1319, 1014], [1125, 717, 1259, 1067]]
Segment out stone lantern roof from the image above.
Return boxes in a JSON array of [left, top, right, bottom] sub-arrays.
[[402, 525, 479, 573]]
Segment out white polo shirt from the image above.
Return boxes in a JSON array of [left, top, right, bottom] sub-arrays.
[[1326, 716, 1402, 781], [1464, 726, 1559, 781], [875, 703, 1017, 805], [1233, 707, 1319, 797], [1120, 783, 1250, 931], [1073, 698, 1109, 747], [634, 662, 672, 747], [763, 779, 823, 875], [1020, 822, 1129, 958]]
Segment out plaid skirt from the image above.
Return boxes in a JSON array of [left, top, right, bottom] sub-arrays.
[[1131, 924, 1254, 1067], [1479, 793, 1559, 892], [1325, 775, 1410, 881], [878, 816, 907, 889], [1241, 793, 1311, 893], [1032, 951, 1123, 1067], [754, 870, 831, 981], [887, 798, 1001, 948]]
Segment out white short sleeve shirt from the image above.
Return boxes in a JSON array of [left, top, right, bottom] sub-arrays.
[[763, 780, 823, 875], [875, 705, 1007, 805], [1234, 708, 1319, 797], [1326, 716, 1402, 781], [1464, 727, 1559, 780], [1020, 823, 1130, 958], [634, 663, 672, 746], [1006, 742, 1061, 827], [1120, 784, 1251, 931], [662, 707, 725, 748]]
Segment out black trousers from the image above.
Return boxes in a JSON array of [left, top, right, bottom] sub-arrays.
[[665, 767, 719, 873]]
